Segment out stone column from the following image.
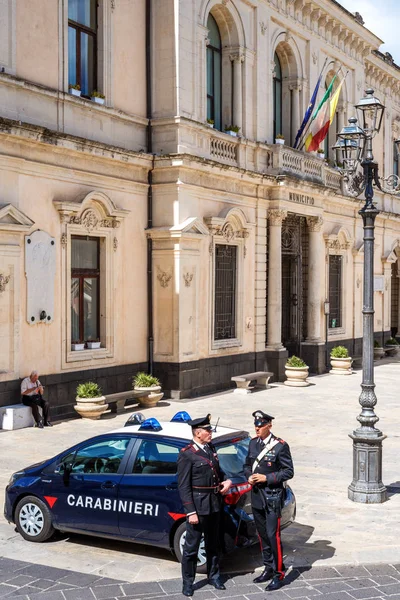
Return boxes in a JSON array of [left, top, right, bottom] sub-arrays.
[[230, 52, 244, 132], [291, 86, 301, 146], [266, 209, 287, 349], [306, 216, 324, 341]]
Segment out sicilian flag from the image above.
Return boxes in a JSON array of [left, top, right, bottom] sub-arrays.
[[293, 62, 326, 149], [305, 77, 344, 153]]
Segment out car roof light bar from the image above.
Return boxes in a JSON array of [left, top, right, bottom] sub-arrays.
[[139, 417, 163, 432], [171, 411, 191, 423], [127, 413, 146, 425]]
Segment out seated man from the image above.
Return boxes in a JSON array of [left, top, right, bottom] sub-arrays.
[[20, 371, 51, 428]]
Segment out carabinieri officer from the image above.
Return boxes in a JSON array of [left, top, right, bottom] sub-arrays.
[[243, 410, 294, 592], [177, 414, 232, 597]]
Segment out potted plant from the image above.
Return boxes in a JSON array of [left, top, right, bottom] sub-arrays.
[[275, 133, 285, 145], [74, 382, 108, 420], [284, 355, 310, 387], [71, 340, 85, 351], [317, 148, 325, 159], [330, 345, 353, 375], [86, 338, 101, 350], [69, 83, 81, 97], [90, 90, 105, 105], [207, 118, 214, 128], [224, 125, 240, 137], [384, 337, 399, 357], [373, 339, 385, 360], [133, 372, 163, 408]]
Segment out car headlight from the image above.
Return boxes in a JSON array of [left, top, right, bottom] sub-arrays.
[[8, 471, 25, 486]]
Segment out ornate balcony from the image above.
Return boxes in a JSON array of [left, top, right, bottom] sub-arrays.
[[153, 119, 344, 193]]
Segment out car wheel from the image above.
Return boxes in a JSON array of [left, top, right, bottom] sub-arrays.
[[173, 521, 207, 574], [15, 496, 55, 542]]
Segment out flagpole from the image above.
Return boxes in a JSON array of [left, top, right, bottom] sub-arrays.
[[298, 66, 343, 152]]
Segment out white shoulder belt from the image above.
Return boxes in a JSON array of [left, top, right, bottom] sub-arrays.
[[252, 438, 279, 472]]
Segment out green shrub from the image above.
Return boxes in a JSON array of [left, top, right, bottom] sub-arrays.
[[286, 355, 307, 368], [76, 381, 102, 398], [330, 345, 349, 358], [133, 372, 160, 388], [386, 337, 399, 345], [69, 83, 80, 90], [225, 124, 240, 133], [374, 340, 381, 348], [91, 90, 105, 98], [275, 133, 285, 139]]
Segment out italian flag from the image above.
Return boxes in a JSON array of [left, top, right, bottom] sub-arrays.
[[305, 76, 343, 152]]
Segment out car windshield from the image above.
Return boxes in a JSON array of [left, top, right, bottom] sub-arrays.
[[215, 436, 250, 478]]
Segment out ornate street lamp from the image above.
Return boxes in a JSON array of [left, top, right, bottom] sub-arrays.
[[335, 89, 400, 504]]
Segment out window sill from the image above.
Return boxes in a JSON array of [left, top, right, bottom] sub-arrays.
[[67, 348, 109, 362], [212, 338, 242, 350]]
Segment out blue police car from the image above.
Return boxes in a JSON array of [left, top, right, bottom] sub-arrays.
[[4, 412, 296, 570]]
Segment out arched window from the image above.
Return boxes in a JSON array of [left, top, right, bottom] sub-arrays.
[[273, 53, 283, 139], [207, 14, 222, 131]]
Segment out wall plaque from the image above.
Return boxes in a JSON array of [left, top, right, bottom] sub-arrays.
[[25, 230, 56, 325]]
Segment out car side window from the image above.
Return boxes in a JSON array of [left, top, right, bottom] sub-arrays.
[[132, 440, 181, 475], [66, 438, 131, 474]]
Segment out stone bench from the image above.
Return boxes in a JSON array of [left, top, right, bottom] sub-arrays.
[[105, 390, 150, 414], [231, 371, 274, 395], [0, 404, 35, 430]]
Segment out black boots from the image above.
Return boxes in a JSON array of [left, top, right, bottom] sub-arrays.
[[266, 575, 284, 592], [253, 568, 274, 584]]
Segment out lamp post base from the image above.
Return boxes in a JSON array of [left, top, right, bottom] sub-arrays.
[[348, 432, 387, 503]]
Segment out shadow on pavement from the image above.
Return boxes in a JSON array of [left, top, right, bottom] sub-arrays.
[[387, 481, 400, 497]]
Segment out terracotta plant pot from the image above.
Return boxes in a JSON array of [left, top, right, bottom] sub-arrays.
[[74, 396, 108, 420], [330, 356, 353, 375], [284, 366, 310, 387], [134, 385, 164, 408]]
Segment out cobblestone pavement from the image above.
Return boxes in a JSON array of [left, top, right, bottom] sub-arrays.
[[1, 557, 400, 600]]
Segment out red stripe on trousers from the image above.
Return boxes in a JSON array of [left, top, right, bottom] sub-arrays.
[[276, 517, 284, 579]]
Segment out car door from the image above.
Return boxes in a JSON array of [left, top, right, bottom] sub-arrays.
[[118, 438, 184, 545], [47, 435, 133, 534]]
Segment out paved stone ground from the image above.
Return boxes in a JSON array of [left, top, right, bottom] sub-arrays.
[[0, 358, 399, 583], [2, 557, 400, 600]]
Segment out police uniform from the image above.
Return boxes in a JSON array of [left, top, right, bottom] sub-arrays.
[[243, 410, 294, 591], [177, 415, 227, 596]]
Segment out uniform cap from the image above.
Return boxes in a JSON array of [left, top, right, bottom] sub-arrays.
[[252, 410, 274, 427], [187, 414, 212, 429]]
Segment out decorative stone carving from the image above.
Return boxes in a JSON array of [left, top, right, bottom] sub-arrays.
[[61, 233, 67, 246], [113, 237, 118, 251], [357, 80, 362, 91], [268, 209, 287, 226], [260, 21, 267, 35], [229, 52, 245, 64], [111, 0, 116, 10], [25, 230, 56, 325], [356, 274, 362, 288], [326, 239, 349, 251], [306, 216, 323, 232], [157, 267, 172, 288], [0, 273, 11, 293], [354, 12, 364, 25], [221, 223, 235, 242], [183, 272, 194, 287], [312, 51, 318, 65], [81, 210, 99, 232]]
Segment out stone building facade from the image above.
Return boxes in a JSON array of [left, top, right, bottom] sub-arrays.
[[1, 0, 400, 418]]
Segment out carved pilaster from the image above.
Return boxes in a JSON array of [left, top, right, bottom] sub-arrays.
[[306, 216, 323, 232], [268, 209, 287, 226], [0, 273, 11, 293]]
